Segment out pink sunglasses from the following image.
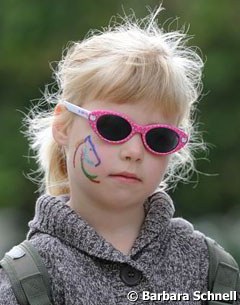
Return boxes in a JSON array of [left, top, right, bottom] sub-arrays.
[[62, 101, 188, 155]]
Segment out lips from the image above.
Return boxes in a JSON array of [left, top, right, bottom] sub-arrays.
[[109, 172, 142, 182]]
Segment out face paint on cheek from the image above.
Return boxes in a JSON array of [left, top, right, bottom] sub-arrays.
[[83, 135, 101, 167], [73, 135, 101, 183], [73, 140, 85, 168], [80, 152, 100, 184]]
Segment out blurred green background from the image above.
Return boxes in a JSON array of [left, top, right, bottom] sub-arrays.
[[0, 0, 239, 261]]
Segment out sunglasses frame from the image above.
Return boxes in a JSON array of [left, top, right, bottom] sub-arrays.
[[62, 100, 188, 155]]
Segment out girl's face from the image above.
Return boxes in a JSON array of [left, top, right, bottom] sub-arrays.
[[57, 100, 177, 210]]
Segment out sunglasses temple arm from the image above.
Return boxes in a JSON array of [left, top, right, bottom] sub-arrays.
[[61, 100, 90, 119]]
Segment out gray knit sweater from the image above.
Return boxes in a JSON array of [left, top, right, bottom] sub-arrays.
[[0, 192, 239, 304]]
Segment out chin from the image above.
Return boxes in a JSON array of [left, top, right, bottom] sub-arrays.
[[105, 191, 147, 209]]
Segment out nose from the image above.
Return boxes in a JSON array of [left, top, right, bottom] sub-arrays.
[[119, 134, 144, 162]]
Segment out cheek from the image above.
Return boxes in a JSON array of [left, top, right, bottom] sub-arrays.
[[160, 155, 171, 173], [147, 155, 170, 183], [71, 135, 107, 183]]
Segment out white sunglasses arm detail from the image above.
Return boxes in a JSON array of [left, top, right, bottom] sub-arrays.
[[62, 100, 90, 119]]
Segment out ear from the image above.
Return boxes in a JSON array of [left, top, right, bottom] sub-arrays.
[[52, 104, 70, 146]]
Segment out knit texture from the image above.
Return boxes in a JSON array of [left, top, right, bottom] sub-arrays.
[[1, 192, 237, 304]]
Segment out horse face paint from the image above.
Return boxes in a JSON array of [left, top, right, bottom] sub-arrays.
[[73, 135, 101, 183], [82, 135, 101, 167]]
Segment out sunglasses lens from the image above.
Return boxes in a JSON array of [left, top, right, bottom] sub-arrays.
[[97, 114, 132, 141], [146, 127, 179, 153]]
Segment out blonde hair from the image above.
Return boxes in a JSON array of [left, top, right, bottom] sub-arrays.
[[24, 7, 206, 196]]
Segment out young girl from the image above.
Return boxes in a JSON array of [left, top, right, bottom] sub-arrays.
[[0, 7, 239, 305]]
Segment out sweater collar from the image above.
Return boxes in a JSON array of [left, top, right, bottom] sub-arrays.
[[27, 191, 174, 262]]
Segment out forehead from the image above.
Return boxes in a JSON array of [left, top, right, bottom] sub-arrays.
[[82, 100, 178, 126]]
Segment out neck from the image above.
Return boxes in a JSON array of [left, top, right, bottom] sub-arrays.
[[67, 193, 145, 255]]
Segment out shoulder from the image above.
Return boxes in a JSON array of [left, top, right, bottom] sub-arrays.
[[28, 233, 69, 277], [29, 233, 66, 258], [170, 216, 207, 245], [168, 217, 209, 278], [169, 217, 210, 259], [0, 233, 67, 305]]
